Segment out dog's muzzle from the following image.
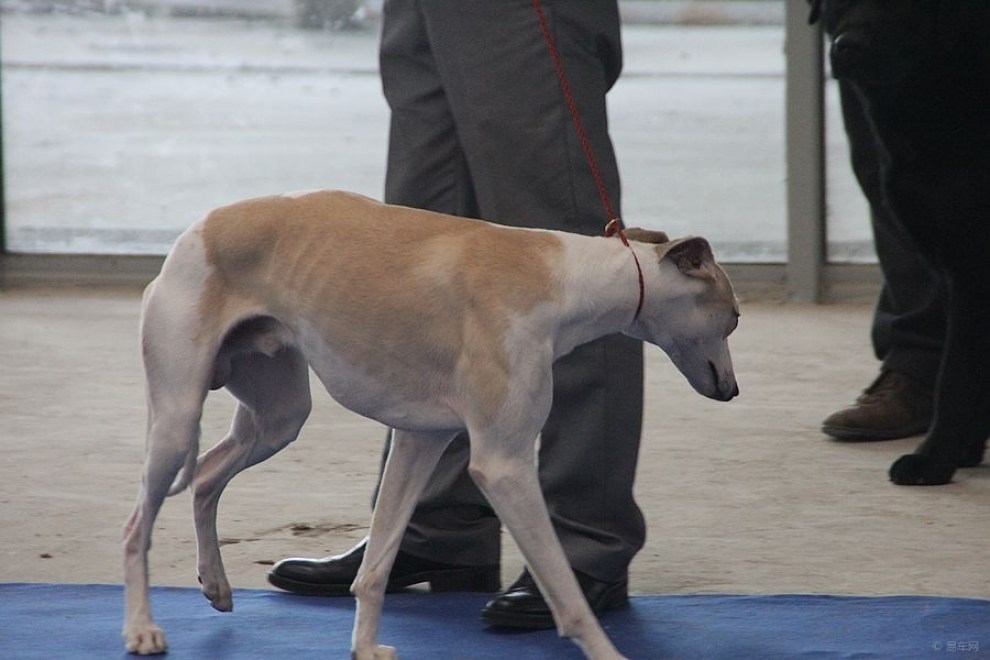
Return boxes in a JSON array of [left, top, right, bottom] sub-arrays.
[[708, 360, 739, 402]]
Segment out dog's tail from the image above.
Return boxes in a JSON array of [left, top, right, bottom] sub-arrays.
[[166, 448, 199, 497]]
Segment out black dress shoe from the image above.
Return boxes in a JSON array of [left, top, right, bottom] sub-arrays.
[[481, 568, 628, 630], [267, 538, 500, 596]]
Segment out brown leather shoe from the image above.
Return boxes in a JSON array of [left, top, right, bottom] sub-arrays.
[[822, 370, 933, 441]]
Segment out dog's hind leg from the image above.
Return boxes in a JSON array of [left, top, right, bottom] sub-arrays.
[[192, 346, 312, 612], [123, 294, 215, 654], [123, 402, 207, 655], [351, 429, 455, 660]]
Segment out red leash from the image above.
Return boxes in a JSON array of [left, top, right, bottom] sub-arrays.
[[532, 0, 645, 320]]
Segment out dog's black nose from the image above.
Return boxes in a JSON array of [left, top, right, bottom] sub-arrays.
[[719, 381, 739, 402], [708, 360, 738, 401]]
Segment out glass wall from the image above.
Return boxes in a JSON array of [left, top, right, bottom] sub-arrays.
[[3, 1, 389, 255], [823, 79, 873, 263], [612, 23, 788, 261], [2, 1, 871, 265]]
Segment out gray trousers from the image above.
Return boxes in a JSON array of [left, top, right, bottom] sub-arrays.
[[376, 0, 645, 583]]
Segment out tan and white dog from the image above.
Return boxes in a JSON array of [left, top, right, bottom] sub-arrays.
[[122, 190, 739, 659]]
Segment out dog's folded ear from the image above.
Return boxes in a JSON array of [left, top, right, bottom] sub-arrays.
[[663, 236, 715, 277], [623, 228, 669, 244]]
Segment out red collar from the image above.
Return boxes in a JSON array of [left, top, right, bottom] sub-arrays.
[[604, 219, 645, 322]]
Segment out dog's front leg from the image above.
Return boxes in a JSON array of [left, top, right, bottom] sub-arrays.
[[351, 429, 455, 660], [467, 429, 627, 660]]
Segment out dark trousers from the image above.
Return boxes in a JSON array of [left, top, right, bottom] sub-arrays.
[[375, 0, 645, 583], [838, 81, 945, 388]]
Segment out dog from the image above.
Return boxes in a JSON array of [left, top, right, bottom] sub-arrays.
[[809, 0, 990, 485], [122, 190, 739, 658]]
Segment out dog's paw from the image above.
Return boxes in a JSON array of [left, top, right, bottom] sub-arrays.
[[889, 454, 955, 486], [199, 574, 233, 612], [124, 623, 168, 655], [351, 644, 397, 660]]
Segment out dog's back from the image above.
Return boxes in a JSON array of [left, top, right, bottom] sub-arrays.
[[177, 190, 563, 333]]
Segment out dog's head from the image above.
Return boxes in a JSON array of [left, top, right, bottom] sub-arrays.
[[808, 0, 984, 87], [625, 229, 739, 402]]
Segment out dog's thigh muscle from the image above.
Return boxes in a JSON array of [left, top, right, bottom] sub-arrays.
[[193, 347, 312, 611]]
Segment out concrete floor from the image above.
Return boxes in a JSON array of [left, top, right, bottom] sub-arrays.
[[2, 286, 988, 599]]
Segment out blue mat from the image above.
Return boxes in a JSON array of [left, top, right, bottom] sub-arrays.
[[1, 584, 987, 659]]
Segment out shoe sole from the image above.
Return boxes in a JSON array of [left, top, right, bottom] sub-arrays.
[[480, 580, 629, 630], [822, 422, 929, 442], [267, 566, 499, 597]]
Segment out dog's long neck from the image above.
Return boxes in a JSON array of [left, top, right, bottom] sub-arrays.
[[543, 232, 646, 358]]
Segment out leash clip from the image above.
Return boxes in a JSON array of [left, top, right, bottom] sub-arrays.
[[603, 218, 629, 246]]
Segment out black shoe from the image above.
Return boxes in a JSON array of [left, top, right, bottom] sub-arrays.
[[481, 568, 628, 630], [267, 538, 500, 596]]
